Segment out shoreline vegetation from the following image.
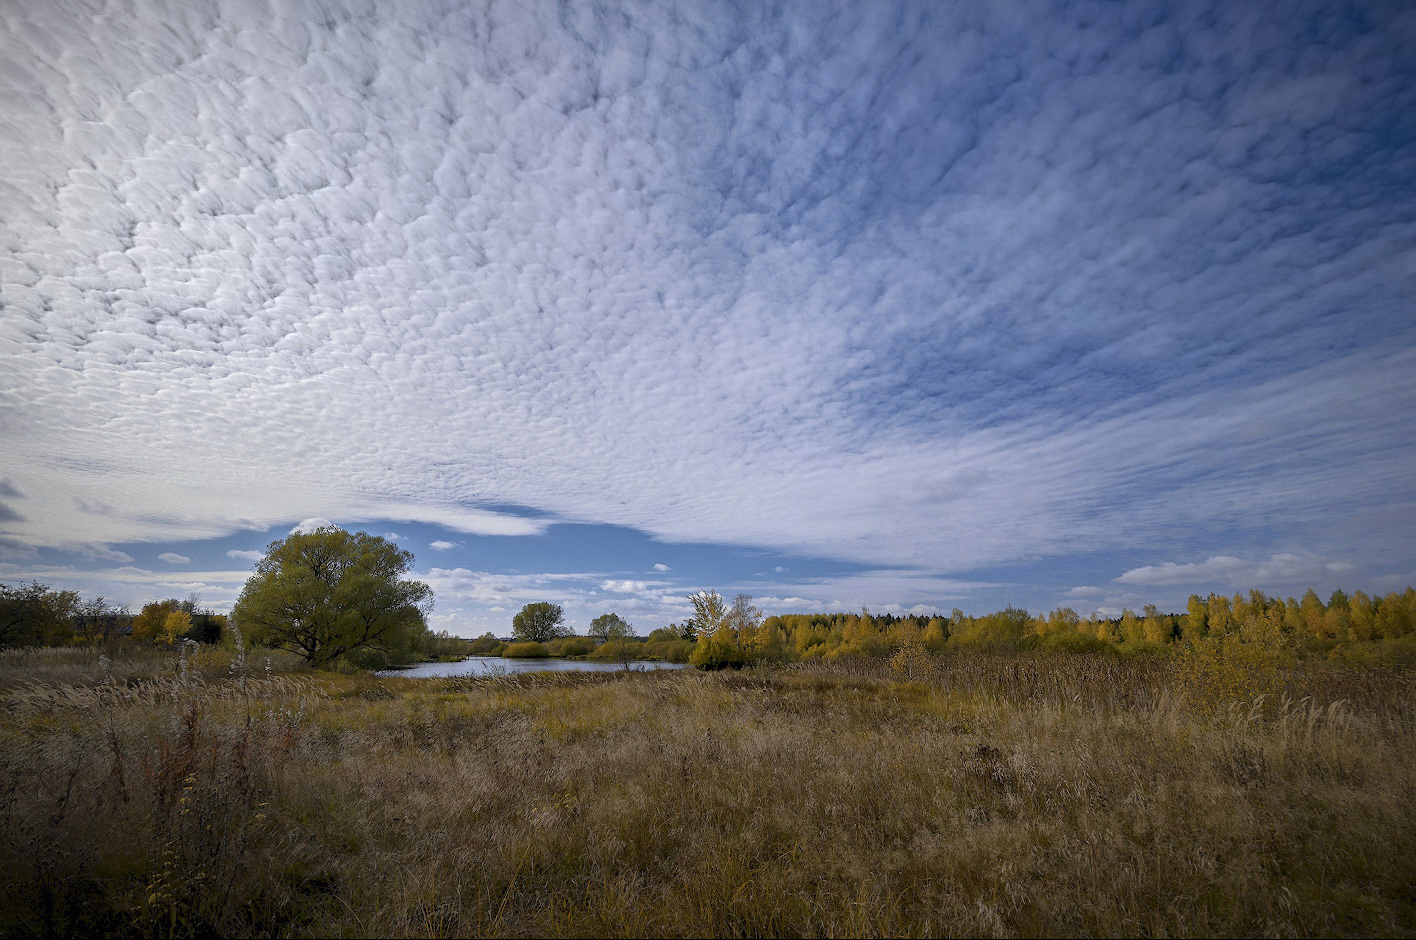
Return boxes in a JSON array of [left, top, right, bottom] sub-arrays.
[[2, 581, 1414, 936], [8, 575, 1414, 673]]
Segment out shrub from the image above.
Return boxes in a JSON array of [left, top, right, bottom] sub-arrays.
[[1178, 615, 1294, 713], [1038, 630, 1114, 654], [467, 633, 505, 656], [589, 638, 640, 664], [548, 636, 594, 658], [642, 637, 694, 663], [502, 641, 551, 659], [1328, 634, 1416, 669]]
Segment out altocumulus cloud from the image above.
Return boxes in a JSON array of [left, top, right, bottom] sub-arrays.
[[1, 0, 1414, 603]]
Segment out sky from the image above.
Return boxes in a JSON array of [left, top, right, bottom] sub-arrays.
[[2, 0, 1414, 635]]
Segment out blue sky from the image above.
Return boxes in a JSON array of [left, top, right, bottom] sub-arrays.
[[2, 0, 1414, 635]]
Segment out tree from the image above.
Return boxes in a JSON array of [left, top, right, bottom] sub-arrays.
[[232, 526, 432, 667], [1142, 604, 1172, 645], [161, 610, 192, 645], [588, 612, 633, 643], [950, 605, 1031, 647], [72, 595, 129, 645], [1183, 595, 1208, 642], [690, 591, 757, 669], [133, 599, 183, 643], [586, 613, 638, 668], [602, 637, 638, 669], [0, 581, 77, 648], [512, 602, 567, 643], [132, 596, 224, 645]]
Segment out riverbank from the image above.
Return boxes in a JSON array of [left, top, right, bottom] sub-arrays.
[[2, 647, 1412, 937]]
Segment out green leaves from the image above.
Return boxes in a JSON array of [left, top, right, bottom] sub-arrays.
[[233, 526, 431, 667], [588, 613, 633, 643], [511, 602, 567, 643]]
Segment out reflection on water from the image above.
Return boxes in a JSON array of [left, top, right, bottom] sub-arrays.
[[380, 655, 690, 679]]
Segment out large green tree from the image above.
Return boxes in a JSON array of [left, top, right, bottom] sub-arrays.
[[512, 602, 567, 642], [588, 612, 633, 643], [232, 527, 432, 667]]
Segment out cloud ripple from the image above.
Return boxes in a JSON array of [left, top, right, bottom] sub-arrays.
[[1, 0, 1413, 588]]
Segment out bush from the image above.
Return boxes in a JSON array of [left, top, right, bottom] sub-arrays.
[[421, 630, 471, 661], [548, 636, 594, 658], [642, 638, 694, 663], [1177, 616, 1294, 713], [502, 641, 551, 659], [467, 633, 506, 656], [1039, 631, 1115, 654], [1328, 634, 1416, 669], [690, 636, 748, 670], [344, 646, 395, 671], [589, 638, 641, 664], [947, 606, 1032, 648]]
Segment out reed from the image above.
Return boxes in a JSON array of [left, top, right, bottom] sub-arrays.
[[1, 650, 1411, 937]]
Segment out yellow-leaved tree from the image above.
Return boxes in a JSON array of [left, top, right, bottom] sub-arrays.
[[132, 599, 182, 643], [161, 610, 192, 645]]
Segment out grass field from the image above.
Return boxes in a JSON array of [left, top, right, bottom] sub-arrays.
[[2, 644, 1413, 937]]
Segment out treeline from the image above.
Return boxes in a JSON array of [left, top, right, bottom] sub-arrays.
[[387, 586, 1416, 671], [9, 572, 1414, 674], [466, 630, 695, 663], [466, 605, 695, 663], [0, 583, 237, 650], [1, 582, 136, 648], [0, 580, 467, 669], [679, 587, 1416, 669]]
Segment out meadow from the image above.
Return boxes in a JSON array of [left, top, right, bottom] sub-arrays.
[[2, 643, 1412, 938]]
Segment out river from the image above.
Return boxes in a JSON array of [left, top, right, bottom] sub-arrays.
[[381, 655, 690, 679]]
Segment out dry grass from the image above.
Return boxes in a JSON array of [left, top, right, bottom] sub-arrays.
[[1, 650, 1412, 937]]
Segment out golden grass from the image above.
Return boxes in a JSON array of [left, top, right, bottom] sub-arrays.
[[1, 650, 1412, 937]]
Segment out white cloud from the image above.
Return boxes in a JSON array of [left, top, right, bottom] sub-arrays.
[[1116, 553, 1358, 588], [0, 562, 252, 611], [429, 540, 459, 551], [653, 563, 670, 572], [0, 0, 1411, 600], [226, 549, 263, 561], [423, 568, 596, 606], [290, 518, 336, 535], [0, 537, 38, 560], [72, 496, 114, 515], [602, 580, 650, 594], [422, 567, 692, 633], [1066, 586, 1106, 597], [745, 570, 991, 616], [158, 552, 190, 564], [58, 543, 134, 563]]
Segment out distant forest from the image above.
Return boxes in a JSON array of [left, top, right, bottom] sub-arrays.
[[668, 587, 1416, 670]]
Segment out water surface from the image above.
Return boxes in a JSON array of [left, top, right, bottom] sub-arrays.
[[381, 655, 689, 679]]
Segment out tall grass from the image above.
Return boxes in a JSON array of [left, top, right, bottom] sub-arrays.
[[1, 649, 1411, 936]]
